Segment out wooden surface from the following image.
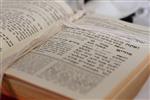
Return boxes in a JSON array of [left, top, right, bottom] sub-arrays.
[[1, 94, 17, 100]]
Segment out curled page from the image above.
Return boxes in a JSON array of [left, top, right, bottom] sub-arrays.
[[0, 0, 73, 87]]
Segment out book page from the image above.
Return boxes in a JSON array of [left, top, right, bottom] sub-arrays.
[[5, 23, 149, 99], [0, 0, 73, 73], [0, 0, 74, 86], [75, 14, 150, 44]]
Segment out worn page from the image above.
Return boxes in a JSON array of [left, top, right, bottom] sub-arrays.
[[75, 14, 150, 43], [0, 0, 73, 85], [6, 23, 149, 99]]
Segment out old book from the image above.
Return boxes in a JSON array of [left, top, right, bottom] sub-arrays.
[[1, 0, 150, 100]]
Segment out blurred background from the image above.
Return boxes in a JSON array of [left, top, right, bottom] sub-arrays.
[[66, 0, 150, 26], [84, 0, 150, 27]]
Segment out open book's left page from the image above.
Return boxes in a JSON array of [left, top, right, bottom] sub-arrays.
[[0, 0, 73, 85]]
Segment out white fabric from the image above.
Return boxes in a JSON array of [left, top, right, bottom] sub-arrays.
[[85, 0, 149, 18]]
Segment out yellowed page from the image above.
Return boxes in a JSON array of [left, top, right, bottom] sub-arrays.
[[75, 14, 150, 43], [0, 0, 73, 85], [5, 23, 149, 99]]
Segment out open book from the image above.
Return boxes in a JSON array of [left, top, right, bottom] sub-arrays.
[[1, 0, 150, 100]]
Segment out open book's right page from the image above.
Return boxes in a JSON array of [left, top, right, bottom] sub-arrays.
[[75, 14, 150, 99], [6, 17, 149, 99]]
